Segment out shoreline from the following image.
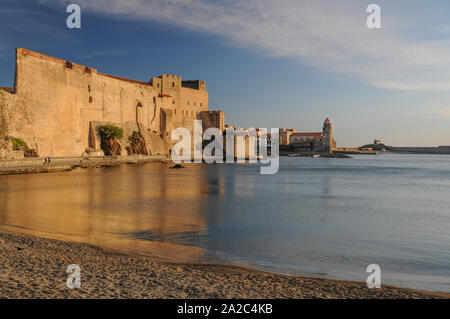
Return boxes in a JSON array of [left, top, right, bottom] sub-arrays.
[[0, 229, 448, 299], [0, 155, 170, 176], [4, 152, 450, 176], [0, 153, 350, 176]]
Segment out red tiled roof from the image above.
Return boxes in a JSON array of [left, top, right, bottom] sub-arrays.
[[0, 87, 14, 93], [291, 132, 322, 137], [98, 73, 153, 87]]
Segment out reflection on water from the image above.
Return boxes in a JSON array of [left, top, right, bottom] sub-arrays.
[[0, 163, 216, 260], [1, 154, 450, 293]]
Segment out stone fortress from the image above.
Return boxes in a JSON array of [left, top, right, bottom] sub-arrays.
[[0, 48, 337, 161], [0, 48, 224, 159]]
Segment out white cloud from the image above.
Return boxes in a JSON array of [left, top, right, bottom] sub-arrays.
[[41, 0, 450, 91], [408, 106, 450, 118]]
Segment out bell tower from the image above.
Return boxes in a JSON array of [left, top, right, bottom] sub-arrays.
[[322, 117, 333, 153]]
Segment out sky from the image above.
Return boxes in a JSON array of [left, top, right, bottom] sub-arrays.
[[1, 0, 450, 147]]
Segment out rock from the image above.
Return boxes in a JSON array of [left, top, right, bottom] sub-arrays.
[[129, 133, 149, 155], [170, 164, 184, 169], [101, 138, 121, 156], [125, 146, 133, 156], [1, 138, 38, 158], [24, 146, 38, 158]]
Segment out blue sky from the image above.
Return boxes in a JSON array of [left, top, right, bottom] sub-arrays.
[[1, 0, 450, 147]]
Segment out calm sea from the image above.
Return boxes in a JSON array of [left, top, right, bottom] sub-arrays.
[[0, 154, 449, 293]]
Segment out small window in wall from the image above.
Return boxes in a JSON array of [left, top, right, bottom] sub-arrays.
[[182, 110, 184, 115], [89, 96, 93, 103], [200, 103, 203, 107], [157, 83, 160, 88], [174, 109, 177, 115], [88, 85, 91, 92], [65, 61, 73, 69], [187, 101, 190, 106], [84, 67, 91, 74], [172, 82, 175, 87], [172, 100, 175, 105]]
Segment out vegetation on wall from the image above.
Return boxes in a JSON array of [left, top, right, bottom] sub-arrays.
[[128, 131, 141, 143], [127, 131, 149, 155], [98, 125, 123, 140], [8, 136, 38, 157], [98, 125, 123, 156], [11, 137, 26, 150]]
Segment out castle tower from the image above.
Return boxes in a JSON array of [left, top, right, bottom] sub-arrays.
[[322, 117, 333, 153]]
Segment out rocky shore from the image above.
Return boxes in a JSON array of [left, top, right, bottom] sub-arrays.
[[0, 230, 447, 299], [0, 155, 169, 175]]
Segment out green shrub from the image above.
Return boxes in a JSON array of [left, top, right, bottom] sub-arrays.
[[98, 125, 123, 140], [128, 131, 141, 143], [11, 137, 26, 150]]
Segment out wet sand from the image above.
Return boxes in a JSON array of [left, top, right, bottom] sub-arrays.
[[0, 230, 448, 299]]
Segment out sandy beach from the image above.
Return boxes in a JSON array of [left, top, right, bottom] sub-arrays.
[[0, 230, 448, 299]]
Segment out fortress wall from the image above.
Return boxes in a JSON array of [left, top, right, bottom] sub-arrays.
[[0, 90, 21, 158], [85, 72, 162, 155], [151, 74, 208, 126], [160, 74, 182, 116], [0, 89, 17, 138], [93, 72, 158, 133], [13, 48, 95, 156], [0, 48, 219, 158], [180, 86, 208, 119], [10, 48, 165, 157], [200, 111, 225, 132]]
